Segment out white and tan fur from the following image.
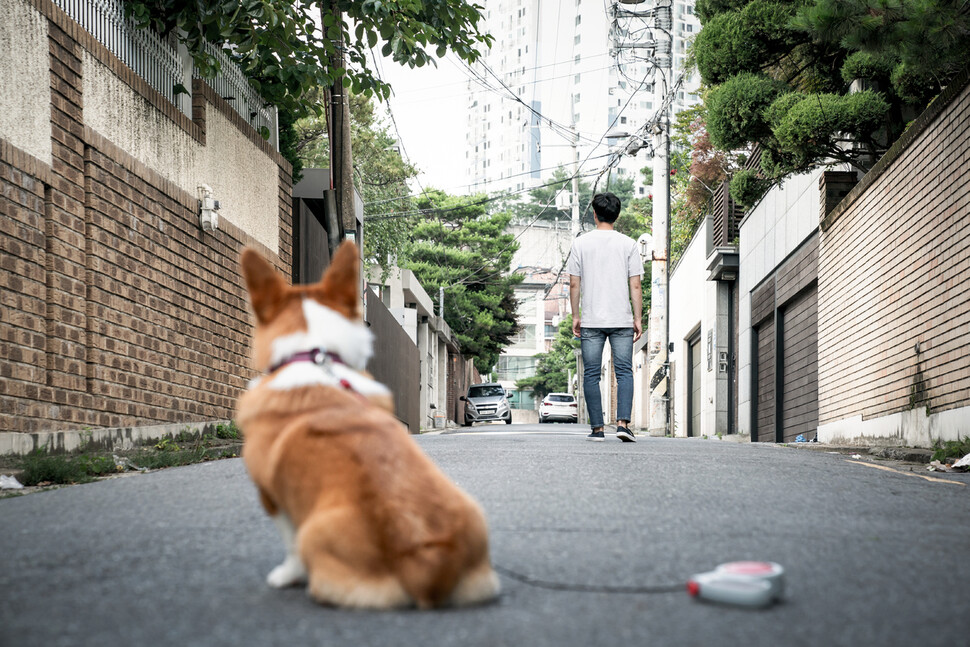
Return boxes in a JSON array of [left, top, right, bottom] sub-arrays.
[[236, 241, 500, 609]]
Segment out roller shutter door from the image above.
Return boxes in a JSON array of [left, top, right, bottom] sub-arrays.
[[753, 320, 775, 442], [779, 286, 819, 442]]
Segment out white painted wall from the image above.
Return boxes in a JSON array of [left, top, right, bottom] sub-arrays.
[[669, 218, 719, 438], [1, 1, 52, 165], [737, 168, 826, 436]]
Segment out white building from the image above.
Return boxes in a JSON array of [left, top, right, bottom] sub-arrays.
[[464, 0, 701, 199], [497, 221, 574, 417]]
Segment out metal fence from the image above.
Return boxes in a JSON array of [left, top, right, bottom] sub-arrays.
[[200, 41, 279, 149], [52, 0, 277, 149], [53, 0, 184, 109]]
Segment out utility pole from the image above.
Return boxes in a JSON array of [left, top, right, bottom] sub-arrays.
[[324, 1, 356, 256], [571, 123, 580, 237], [647, 1, 672, 437]]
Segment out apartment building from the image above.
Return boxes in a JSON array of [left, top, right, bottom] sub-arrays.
[[464, 0, 701, 199]]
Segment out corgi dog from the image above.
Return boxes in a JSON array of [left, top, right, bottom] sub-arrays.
[[236, 241, 500, 609]]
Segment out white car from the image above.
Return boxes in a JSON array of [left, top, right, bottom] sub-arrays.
[[538, 393, 578, 423]]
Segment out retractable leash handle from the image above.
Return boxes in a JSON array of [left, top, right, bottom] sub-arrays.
[[687, 562, 785, 608]]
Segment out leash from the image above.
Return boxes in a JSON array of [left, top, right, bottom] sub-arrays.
[[493, 564, 683, 595]]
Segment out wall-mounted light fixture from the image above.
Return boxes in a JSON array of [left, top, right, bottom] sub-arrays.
[[198, 185, 220, 232]]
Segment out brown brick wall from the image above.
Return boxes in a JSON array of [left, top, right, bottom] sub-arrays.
[[818, 69, 970, 425], [0, 0, 291, 437]]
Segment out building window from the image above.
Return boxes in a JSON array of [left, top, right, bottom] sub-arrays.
[[496, 356, 537, 381], [511, 325, 536, 348]]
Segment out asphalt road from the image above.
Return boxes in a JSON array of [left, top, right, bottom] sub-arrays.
[[2, 423, 968, 646]]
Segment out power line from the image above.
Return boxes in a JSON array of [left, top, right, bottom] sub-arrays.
[[363, 152, 613, 210]]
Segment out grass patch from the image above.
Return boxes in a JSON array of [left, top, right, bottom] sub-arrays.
[[4, 426, 243, 487], [20, 451, 117, 485], [932, 437, 970, 463]]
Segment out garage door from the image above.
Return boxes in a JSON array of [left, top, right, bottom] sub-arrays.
[[780, 286, 818, 443], [753, 320, 775, 442]]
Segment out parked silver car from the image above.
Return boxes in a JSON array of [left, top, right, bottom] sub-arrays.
[[461, 383, 513, 425]]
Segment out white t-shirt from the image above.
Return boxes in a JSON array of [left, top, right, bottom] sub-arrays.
[[566, 229, 644, 328]]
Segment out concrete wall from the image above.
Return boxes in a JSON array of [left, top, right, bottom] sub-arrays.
[[816, 68, 970, 447], [0, 0, 51, 166], [83, 52, 280, 253]]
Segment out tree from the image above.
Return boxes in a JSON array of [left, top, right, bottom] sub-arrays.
[[294, 92, 418, 272], [405, 190, 523, 373], [515, 316, 579, 400], [693, 0, 970, 205], [122, 0, 493, 118]]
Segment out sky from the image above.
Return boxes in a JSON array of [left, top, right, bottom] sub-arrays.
[[375, 53, 474, 195]]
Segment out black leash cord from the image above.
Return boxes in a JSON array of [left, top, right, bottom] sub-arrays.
[[494, 564, 684, 595]]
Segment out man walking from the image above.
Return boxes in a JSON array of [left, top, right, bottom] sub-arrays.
[[567, 192, 643, 442]]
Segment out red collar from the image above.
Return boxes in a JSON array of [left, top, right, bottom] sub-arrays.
[[269, 348, 345, 374], [267, 349, 361, 396]]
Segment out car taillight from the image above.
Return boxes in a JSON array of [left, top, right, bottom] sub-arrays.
[[569, 403, 577, 407]]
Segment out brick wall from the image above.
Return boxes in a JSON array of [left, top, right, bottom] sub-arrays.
[[818, 68, 970, 426], [0, 0, 291, 441]]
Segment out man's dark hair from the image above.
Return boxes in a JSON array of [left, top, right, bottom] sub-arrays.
[[591, 192, 621, 224]]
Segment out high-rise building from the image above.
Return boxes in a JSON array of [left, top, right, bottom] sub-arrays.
[[470, 1, 702, 418], [463, 0, 701, 201]]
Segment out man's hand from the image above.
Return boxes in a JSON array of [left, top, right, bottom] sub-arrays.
[[569, 275, 582, 337], [633, 319, 643, 343]]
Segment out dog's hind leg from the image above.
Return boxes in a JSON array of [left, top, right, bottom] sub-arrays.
[[266, 511, 307, 589], [298, 509, 412, 609], [448, 562, 501, 607]]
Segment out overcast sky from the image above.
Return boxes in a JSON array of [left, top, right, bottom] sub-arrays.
[[376, 53, 474, 195]]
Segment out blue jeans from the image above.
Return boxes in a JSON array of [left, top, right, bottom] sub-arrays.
[[580, 327, 634, 429]]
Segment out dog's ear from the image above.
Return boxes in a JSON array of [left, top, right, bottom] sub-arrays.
[[319, 240, 361, 318], [240, 248, 286, 324]]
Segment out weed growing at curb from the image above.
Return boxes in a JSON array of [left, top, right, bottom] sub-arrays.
[[932, 437, 970, 463], [3, 426, 243, 488]]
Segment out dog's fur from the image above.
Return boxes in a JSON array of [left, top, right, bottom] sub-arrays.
[[236, 241, 500, 609]]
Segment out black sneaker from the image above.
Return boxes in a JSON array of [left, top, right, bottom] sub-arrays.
[[616, 426, 636, 442], [586, 430, 605, 442]]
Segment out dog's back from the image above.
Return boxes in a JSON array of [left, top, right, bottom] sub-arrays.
[[237, 242, 499, 609]]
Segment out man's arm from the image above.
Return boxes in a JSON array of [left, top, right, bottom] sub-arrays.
[[630, 274, 643, 342], [569, 275, 581, 336]]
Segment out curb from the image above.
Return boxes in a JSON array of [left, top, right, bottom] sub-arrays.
[[782, 443, 934, 463]]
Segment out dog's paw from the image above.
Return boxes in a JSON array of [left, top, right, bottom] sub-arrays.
[[267, 557, 307, 589]]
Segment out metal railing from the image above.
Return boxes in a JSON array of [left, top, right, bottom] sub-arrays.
[[53, 0, 278, 149], [199, 41, 278, 149], [53, 0, 184, 110]]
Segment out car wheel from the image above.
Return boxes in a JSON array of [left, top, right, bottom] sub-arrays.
[[505, 416, 512, 425]]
